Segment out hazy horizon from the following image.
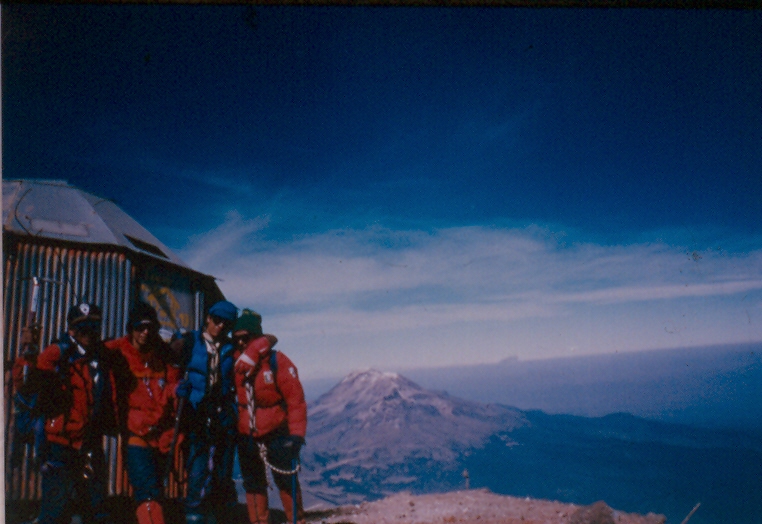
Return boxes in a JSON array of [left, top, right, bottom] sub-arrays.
[[302, 341, 762, 431]]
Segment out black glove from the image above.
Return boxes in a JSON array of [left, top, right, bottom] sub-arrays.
[[285, 435, 305, 455], [271, 435, 305, 463]]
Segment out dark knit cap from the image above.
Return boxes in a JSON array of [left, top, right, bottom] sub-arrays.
[[67, 302, 102, 327], [128, 301, 159, 329], [233, 309, 263, 336]]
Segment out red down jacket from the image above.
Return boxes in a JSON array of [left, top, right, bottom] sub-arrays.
[[105, 336, 181, 452], [36, 340, 121, 450], [234, 336, 307, 439]]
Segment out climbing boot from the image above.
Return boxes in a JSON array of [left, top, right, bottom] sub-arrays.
[[279, 488, 306, 524], [136, 501, 166, 524], [245, 492, 269, 524]]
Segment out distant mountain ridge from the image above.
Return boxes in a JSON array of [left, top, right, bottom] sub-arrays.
[[300, 368, 762, 524], [302, 343, 762, 430], [406, 343, 762, 431]]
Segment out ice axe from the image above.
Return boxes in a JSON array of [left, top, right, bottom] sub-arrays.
[[164, 371, 189, 488], [291, 457, 298, 524]]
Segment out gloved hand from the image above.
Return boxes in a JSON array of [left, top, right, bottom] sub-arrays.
[[270, 435, 305, 464], [158, 429, 184, 455], [234, 352, 258, 377], [175, 379, 192, 400], [283, 435, 305, 456], [236, 335, 276, 377]]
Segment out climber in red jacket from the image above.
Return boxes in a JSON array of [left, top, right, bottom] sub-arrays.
[[105, 302, 181, 524], [232, 309, 307, 524], [35, 302, 130, 524]]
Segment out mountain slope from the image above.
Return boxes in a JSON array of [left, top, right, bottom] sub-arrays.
[[301, 369, 525, 504], [300, 369, 762, 524]]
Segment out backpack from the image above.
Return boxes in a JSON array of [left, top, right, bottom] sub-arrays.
[[36, 337, 74, 419]]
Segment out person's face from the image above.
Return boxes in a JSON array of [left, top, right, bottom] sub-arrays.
[[69, 320, 101, 349], [130, 322, 155, 351], [205, 315, 231, 340], [232, 329, 253, 350]]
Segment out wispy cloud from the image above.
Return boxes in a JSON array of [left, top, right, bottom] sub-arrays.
[[182, 211, 270, 271], [179, 216, 762, 376], [184, 220, 761, 308]]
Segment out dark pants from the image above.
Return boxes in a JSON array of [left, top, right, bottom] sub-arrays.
[[38, 442, 108, 524], [238, 429, 301, 495], [183, 431, 237, 523], [11, 393, 45, 467], [126, 444, 166, 503], [10, 410, 45, 467]]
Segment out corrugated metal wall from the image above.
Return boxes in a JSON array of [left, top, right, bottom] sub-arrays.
[[4, 244, 132, 362], [3, 238, 200, 501]]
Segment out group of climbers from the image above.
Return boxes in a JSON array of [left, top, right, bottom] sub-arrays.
[[13, 299, 307, 524]]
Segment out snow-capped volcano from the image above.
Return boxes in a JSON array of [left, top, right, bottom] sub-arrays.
[[300, 369, 526, 505], [308, 368, 525, 461]]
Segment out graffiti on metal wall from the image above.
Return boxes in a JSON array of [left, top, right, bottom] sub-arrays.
[[139, 267, 194, 333]]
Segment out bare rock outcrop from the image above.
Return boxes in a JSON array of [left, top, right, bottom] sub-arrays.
[[569, 501, 616, 524]]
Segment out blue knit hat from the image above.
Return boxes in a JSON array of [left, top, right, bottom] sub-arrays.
[[208, 300, 238, 321]]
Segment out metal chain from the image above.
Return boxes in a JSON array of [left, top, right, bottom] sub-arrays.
[[257, 441, 301, 476], [245, 368, 300, 476]]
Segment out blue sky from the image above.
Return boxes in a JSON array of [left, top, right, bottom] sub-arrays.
[[4, 5, 761, 378]]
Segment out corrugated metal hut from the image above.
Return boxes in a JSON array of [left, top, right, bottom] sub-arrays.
[[3, 178, 224, 501]]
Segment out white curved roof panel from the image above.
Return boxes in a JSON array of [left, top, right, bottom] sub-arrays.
[[3, 179, 191, 270]]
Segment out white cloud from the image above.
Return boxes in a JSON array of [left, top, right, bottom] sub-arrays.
[[182, 211, 269, 271], [185, 221, 761, 309], [179, 217, 762, 377]]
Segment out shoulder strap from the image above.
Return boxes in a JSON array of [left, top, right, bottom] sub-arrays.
[[54, 336, 73, 373], [269, 350, 285, 401], [56, 336, 71, 356], [184, 331, 206, 373], [269, 349, 278, 375]]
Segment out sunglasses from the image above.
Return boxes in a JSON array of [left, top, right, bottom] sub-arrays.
[[74, 321, 101, 333], [209, 315, 231, 327], [132, 323, 155, 333], [233, 333, 252, 346]]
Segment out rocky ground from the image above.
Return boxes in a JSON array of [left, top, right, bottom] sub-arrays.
[[307, 489, 667, 524], [5, 490, 668, 524]]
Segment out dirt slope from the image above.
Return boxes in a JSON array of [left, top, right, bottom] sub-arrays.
[[310, 489, 666, 524]]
